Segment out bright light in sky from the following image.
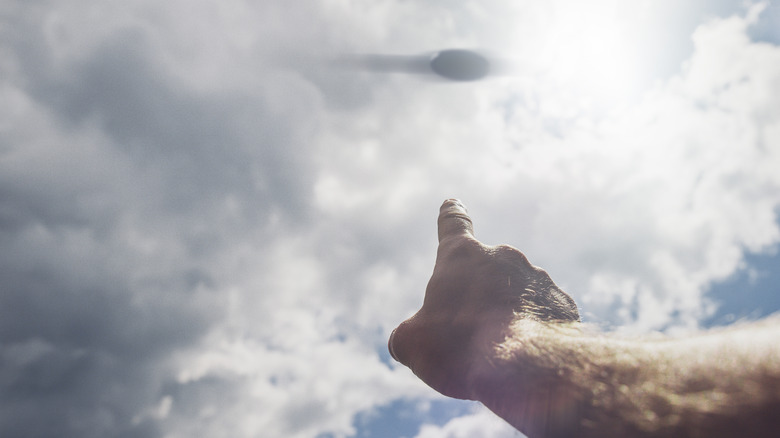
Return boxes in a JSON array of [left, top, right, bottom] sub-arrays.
[[546, 4, 638, 104]]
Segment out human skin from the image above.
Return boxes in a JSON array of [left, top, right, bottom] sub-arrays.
[[388, 199, 780, 438]]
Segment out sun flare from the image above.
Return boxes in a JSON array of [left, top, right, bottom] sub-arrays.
[[538, 1, 647, 108]]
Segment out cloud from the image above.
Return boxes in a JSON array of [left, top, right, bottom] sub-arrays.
[[1, 1, 779, 438], [414, 406, 520, 438], [2, 1, 442, 436], [555, 2, 780, 331], [0, 1, 318, 436]]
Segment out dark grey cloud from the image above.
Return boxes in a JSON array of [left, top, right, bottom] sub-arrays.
[[0, 255, 208, 437], [30, 30, 313, 221], [0, 2, 325, 436]]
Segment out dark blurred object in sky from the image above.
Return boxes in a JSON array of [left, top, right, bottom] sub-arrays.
[[430, 49, 490, 81], [334, 49, 500, 82]]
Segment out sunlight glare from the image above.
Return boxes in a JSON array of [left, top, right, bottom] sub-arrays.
[[539, 0, 645, 110]]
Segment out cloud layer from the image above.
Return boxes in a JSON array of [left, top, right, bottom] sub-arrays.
[[1, 1, 779, 437]]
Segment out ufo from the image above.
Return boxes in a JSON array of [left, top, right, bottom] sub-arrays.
[[334, 49, 496, 82], [429, 49, 490, 81]]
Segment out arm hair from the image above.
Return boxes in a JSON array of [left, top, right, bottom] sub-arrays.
[[474, 317, 780, 438]]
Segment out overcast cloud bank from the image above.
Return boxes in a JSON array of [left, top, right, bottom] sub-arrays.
[[1, 1, 779, 437]]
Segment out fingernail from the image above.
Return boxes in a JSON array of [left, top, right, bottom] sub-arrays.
[[443, 198, 466, 210]]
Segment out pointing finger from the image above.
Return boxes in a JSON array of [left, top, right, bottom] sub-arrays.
[[437, 199, 474, 242]]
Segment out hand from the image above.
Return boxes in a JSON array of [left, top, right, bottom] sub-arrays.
[[388, 199, 579, 400]]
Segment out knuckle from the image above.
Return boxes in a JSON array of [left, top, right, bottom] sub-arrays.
[[493, 244, 533, 268], [388, 319, 412, 365]]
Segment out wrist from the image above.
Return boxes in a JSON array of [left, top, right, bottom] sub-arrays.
[[471, 319, 586, 437]]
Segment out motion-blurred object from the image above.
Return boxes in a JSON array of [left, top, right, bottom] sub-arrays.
[[334, 49, 512, 82]]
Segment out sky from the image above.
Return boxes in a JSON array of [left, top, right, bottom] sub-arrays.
[[1, 1, 779, 437]]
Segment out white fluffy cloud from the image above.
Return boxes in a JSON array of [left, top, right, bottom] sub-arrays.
[[415, 406, 520, 438], [1, 1, 779, 437]]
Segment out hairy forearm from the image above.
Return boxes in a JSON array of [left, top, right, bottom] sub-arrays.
[[474, 318, 780, 438]]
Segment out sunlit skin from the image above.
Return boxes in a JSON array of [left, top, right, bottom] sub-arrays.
[[389, 199, 579, 400], [390, 199, 780, 438]]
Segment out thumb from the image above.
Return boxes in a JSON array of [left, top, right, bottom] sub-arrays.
[[437, 199, 474, 242]]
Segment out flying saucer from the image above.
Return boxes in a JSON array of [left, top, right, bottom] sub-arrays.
[[334, 49, 498, 82], [429, 49, 490, 81]]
